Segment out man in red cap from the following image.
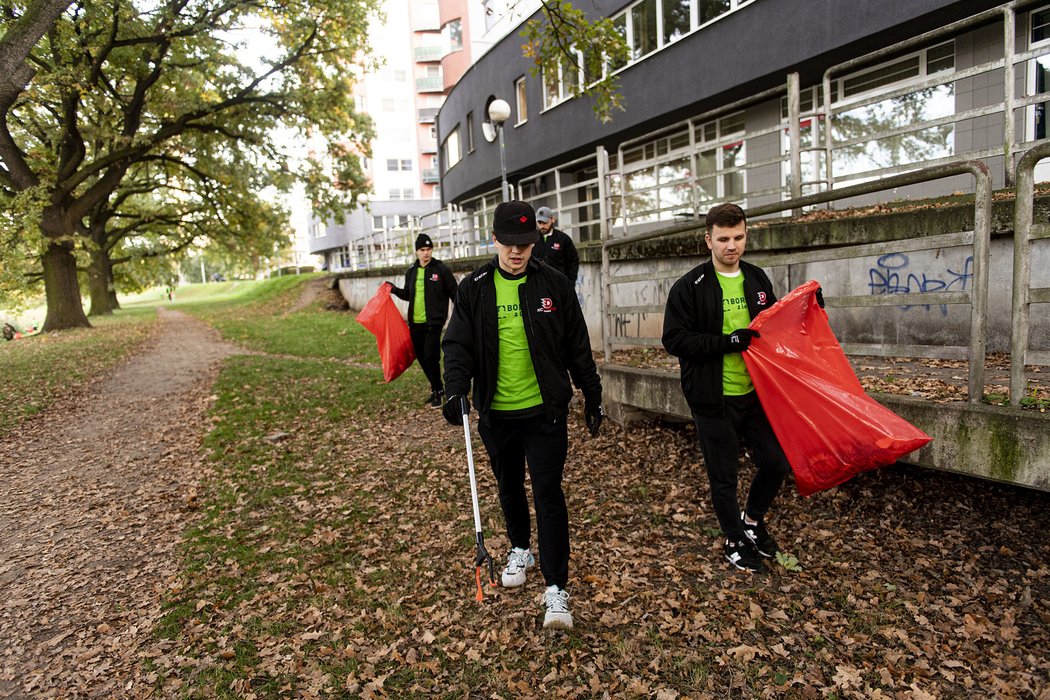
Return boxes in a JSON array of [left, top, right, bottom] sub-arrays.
[[441, 200, 603, 630]]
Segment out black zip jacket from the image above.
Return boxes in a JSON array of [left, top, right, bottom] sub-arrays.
[[533, 228, 580, 283], [390, 257, 458, 328], [662, 259, 776, 416], [442, 256, 601, 421]]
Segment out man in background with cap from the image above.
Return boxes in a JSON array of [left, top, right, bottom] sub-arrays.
[[388, 233, 458, 408], [533, 207, 580, 284], [441, 200, 603, 630]]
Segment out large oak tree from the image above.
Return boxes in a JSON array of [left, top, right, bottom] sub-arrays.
[[0, 0, 375, 330]]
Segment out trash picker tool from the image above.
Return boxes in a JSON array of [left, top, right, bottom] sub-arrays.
[[461, 396, 496, 600]]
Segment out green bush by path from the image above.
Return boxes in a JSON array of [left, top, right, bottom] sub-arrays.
[[0, 310, 157, 436]]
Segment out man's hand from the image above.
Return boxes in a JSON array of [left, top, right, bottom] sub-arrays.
[[443, 395, 469, 426], [722, 328, 760, 353], [584, 397, 604, 437], [816, 287, 826, 309]]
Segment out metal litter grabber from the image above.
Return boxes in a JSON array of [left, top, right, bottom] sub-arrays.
[[460, 396, 496, 600]]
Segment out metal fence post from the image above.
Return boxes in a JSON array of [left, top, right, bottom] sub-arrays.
[[788, 72, 803, 216], [597, 146, 613, 363], [1004, 5, 1016, 187]]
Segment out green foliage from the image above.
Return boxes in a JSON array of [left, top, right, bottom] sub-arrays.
[[521, 0, 630, 123], [775, 551, 802, 572]]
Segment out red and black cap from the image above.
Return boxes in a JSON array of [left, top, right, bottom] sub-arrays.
[[492, 200, 540, 246]]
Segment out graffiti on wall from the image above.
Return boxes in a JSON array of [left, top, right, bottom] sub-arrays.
[[868, 253, 974, 315]]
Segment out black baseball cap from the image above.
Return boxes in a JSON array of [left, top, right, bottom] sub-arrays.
[[492, 201, 540, 246]]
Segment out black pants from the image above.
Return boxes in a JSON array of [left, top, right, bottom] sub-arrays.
[[477, 412, 569, 589], [692, 392, 791, 541], [409, 323, 443, 394]]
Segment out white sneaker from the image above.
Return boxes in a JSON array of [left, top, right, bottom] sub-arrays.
[[501, 547, 535, 588], [542, 585, 573, 630]]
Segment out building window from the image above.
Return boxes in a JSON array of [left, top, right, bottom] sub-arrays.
[[389, 189, 402, 200], [515, 77, 528, 124], [443, 127, 461, 170], [467, 111, 475, 152], [443, 18, 463, 52], [543, 54, 582, 110], [401, 159, 413, 171], [387, 159, 399, 171], [373, 216, 384, 230], [394, 70, 407, 82], [662, 0, 690, 44], [1028, 6, 1050, 140], [630, 0, 658, 60], [403, 188, 415, 199], [695, 112, 746, 203]]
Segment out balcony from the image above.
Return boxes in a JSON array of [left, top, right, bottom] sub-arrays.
[[418, 107, 439, 124], [422, 168, 440, 184], [414, 46, 443, 62], [415, 76, 444, 93], [419, 140, 437, 154]]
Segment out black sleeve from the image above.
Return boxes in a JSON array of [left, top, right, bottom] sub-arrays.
[[442, 264, 458, 304], [441, 280, 475, 398], [564, 235, 580, 284], [662, 276, 726, 360], [389, 267, 411, 301]]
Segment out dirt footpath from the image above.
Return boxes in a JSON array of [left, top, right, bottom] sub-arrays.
[[0, 309, 241, 698]]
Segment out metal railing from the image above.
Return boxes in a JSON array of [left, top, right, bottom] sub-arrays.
[[601, 160, 993, 403], [1011, 141, 1050, 405]]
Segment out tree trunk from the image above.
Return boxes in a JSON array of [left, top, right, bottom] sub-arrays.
[[87, 248, 117, 316], [41, 241, 91, 331]]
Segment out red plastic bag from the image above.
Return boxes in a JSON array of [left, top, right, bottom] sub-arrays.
[[356, 283, 415, 383], [743, 280, 932, 496]]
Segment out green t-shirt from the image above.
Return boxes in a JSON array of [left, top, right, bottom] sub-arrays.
[[491, 269, 543, 412], [412, 266, 426, 324], [717, 270, 754, 396]]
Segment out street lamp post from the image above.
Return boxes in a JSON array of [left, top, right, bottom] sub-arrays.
[[488, 99, 512, 202]]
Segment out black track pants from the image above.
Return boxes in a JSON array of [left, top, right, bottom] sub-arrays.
[[478, 412, 569, 589], [409, 323, 443, 393]]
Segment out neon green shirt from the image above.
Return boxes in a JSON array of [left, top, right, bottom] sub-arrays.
[[717, 270, 754, 396], [491, 269, 543, 411], [412, 266, 426, 324]]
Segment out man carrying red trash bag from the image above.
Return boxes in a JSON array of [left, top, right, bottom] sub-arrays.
[[663, 203, 929, 574]]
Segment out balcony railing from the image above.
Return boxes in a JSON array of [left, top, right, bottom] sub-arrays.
[[422, 167, 440, 184], [418, 107, 439, 124], [419, 140, 437, 154], [415, 76, 443, 93], [414, 46, 443, 62]]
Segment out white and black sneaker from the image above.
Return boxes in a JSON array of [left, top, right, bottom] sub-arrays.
[[741, 512, 779, 558], [724, 538, 765, 572], [501, 547, 535, 587], [542, 585, 573, 630]]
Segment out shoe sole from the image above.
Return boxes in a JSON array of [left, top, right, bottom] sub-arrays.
[[543, 613, 573, 630], [724, 554, 764, 572], [743, 532, 777, 558]]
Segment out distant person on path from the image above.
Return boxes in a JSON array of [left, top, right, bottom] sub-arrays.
[[441, 200, 603, 630], [388, 233, 458, 408], [533, 207, 580, 284], [663, 202, 820, 573]]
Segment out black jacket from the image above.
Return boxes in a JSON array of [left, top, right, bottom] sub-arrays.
[[390, 257, 458, 328], [661, 260, 776, 416], [442, 256, 601, 421], [533, 228, 580, 282]]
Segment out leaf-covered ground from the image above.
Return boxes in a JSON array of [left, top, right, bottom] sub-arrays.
[[1, 279, 1046, 698], [150, 295, 1048, 698]]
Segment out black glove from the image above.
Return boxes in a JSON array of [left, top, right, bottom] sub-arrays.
[[443, 394, 469, 426], [722, 328, 760, 353], [815, 287, 825, 309], [584, 397, 604, 437]]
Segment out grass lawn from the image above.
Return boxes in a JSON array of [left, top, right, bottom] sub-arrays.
[[150, 276, 1049, 698]]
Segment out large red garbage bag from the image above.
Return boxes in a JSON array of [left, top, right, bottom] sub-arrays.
[[355, 283, 415, 383], [743, 280, 932, 496]]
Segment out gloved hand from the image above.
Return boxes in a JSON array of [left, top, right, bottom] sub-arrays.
[[584, 396, 604, 437], [443, 394, 469, 426], [722, 328, 760, 353], [815, 287, 826, 309]]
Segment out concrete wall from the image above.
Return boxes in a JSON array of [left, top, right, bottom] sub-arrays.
[[599, 365, 1050, 491], [336, 190, 1050, 353]]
